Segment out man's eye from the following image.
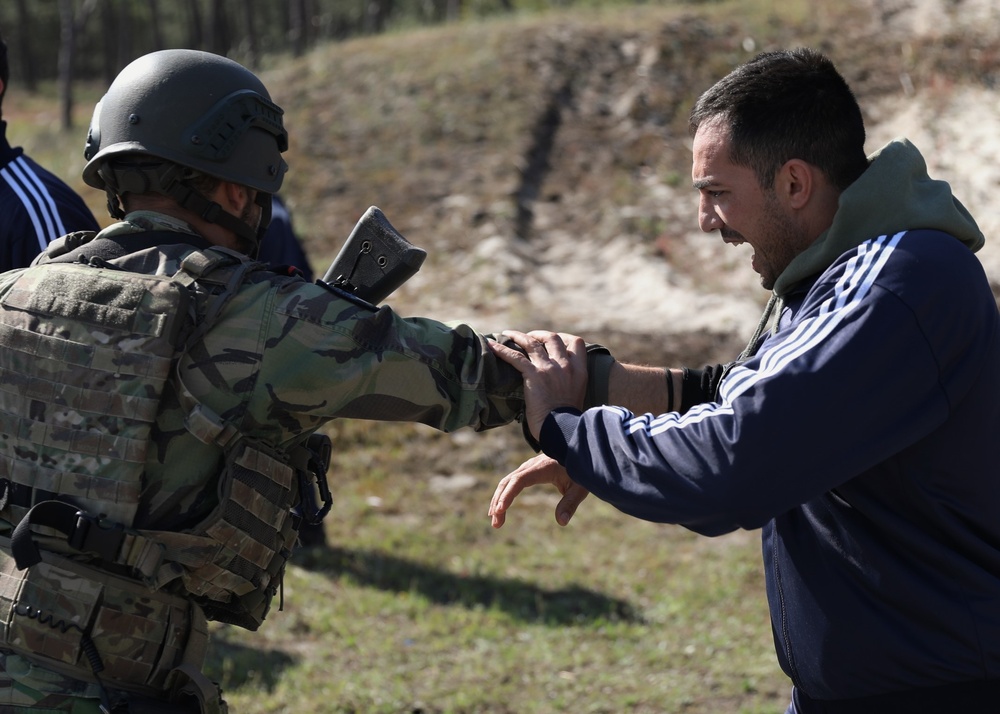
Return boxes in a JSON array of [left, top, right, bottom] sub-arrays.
[[708, 191, 724, 198]]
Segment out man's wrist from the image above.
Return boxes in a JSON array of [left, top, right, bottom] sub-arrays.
[[539, 406, 582, 465]]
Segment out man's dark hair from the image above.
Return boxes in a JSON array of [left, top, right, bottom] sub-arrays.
[[689, 48, 868, 191], [0, 29, 8, 108]]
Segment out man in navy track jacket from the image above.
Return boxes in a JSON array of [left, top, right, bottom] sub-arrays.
[[0, 31, 99, 273], [489, 48, 1000, 713]]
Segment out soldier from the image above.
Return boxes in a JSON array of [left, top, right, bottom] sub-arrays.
[[0, 49, 628, 713]]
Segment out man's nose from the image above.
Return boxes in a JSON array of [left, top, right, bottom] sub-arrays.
[[698, 198, 722, 233]]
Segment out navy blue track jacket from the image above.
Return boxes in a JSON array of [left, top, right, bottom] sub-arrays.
[[0, 121, 99, 272], [538, 139, 1000, 700]]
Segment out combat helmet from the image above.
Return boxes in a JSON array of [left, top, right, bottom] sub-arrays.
[[83, 49, 288, 250]]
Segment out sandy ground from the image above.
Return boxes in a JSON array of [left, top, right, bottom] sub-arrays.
[[484, 85, 1000, 341], [394, 0, 1000, 350], [527, 11, 1000, 340], [868, 86, 1000, 278]]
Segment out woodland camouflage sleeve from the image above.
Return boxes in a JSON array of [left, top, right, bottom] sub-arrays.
[[225, 281, 526, 436]]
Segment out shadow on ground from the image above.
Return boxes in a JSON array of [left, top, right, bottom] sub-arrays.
[[204, 637, 296, 692], [293, 545, 644, 625]]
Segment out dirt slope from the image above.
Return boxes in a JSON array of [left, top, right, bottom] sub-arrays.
[[265, 0, 1000, 367]]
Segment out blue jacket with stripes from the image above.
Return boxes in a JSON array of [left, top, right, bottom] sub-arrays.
[[538, 139, 1000, 700], [0, 121, 100, 272]]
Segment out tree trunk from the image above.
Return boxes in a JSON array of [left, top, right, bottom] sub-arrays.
[[58, 0, 97, 131], [101, 0, 118, 85], [364, 0, 395, 34], [185, 0, 204, 50], [58, 0, 77, 130], [242, 0, 259, 68], [13, 0, 37, 91], [149, 0, 165, 51], [117, 0, 134, 71], [208, 0, 230, 56], [290, 0, 308, 57]]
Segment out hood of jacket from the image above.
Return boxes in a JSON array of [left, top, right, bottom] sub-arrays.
[[773, 138, 985, 296]]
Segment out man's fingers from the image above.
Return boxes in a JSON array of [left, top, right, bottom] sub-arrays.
[[488, 474, 513, 519], [488, 331, 554, 373], [559, 333, 587, 362], [499, 330, 534, 352], [495, 331, 589, 383], [521, 331, 588, 375], [489, 473, 531, 529], [501, 330, 559, 362], [487, 339, 530, 372], [490, 493, 509, 528], [492, 455, 549, 501], [488, 454, 566, 528], [488, 454, 587, 530], [527, 331, 566, 358], [555, 484, 590, 526]]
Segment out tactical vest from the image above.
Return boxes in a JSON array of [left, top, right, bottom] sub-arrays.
[[0, 234, 330, 708]]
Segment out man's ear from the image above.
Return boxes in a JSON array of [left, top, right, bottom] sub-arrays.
[[777, 159, 814, 210]]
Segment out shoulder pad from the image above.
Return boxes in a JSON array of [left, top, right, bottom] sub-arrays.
[[37, 231, 98, 263]]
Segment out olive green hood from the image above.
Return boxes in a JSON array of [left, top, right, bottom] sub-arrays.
[[773, 138, 985, 297]]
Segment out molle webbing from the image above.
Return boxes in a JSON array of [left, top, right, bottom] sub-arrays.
[[0, 244, 308, 632], [7, 439, 301, 632], [168, 250, 306, 630], [181, 441, 301, 629], [0, 262, 190, 527], [0, 538, 209, 699]]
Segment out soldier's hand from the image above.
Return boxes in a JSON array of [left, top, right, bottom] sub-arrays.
[[489, 453, 590, 528], [489, 329, 588, 440]]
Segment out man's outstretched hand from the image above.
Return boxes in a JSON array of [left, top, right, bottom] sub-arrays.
[[489, 453, 590, 528], [488, 330, 588, 440]]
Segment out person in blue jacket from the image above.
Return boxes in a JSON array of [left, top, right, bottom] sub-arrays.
[[488, 47, 1000, 713], [258, 193, 315, 281], [0, 30, 99, 272]]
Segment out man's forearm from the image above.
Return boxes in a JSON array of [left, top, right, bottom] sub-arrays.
[[607, 362, 682, 415]]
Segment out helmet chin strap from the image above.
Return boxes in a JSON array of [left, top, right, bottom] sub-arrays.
[[98, 161, 271, 258], [253, 191, 273, 260], [162, 180, 263, 256]]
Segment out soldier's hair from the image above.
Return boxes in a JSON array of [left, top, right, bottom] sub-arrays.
[[112, 158, 222, 215], [0, 28, 9, 108], [188, 170, 222, 196], [689, 48, 869, 191]]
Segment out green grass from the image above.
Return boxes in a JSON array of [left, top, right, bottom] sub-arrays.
[[202, 422, 790, 713]]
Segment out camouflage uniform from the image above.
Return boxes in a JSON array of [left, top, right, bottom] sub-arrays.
[[0, 211, 525, 712]]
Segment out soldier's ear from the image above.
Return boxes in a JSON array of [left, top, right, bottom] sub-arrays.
[[217, 181, 252, 215]]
